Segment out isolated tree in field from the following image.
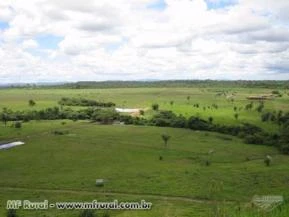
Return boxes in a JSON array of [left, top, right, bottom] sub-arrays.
[[186, 96, 190, 104], [170, 100, 174, 106], [208, 116, 213, 124], [152, 103, 159, 111], [161, 133, 171, 148], [28, 99, 36, 107], [234, 113, 239, 120]]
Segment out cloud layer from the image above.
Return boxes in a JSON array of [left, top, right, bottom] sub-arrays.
[[0, 0, 288, 83]]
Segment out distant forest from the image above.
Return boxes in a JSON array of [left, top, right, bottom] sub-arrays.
[[3, 80, 289, 89]]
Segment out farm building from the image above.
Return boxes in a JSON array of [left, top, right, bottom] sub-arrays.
[[115, 108, 140, 113]]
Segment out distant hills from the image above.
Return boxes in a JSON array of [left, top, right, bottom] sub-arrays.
[[0, 80, 288, 89]]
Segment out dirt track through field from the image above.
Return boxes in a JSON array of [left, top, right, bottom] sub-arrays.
[[0, 186, 236, 204]]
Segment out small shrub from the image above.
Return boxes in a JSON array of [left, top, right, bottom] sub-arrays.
[[103, 212, 110, 217], [238, 132, 246, 138], [244, 133, 264, 145], [139, 110, 144, 116], [14, 121, 22, 129], [256, 103, 264, 113], [264, 155, 272, 167], [159, 155, 163, 161], [272, 90, 280, 95], [23, 116, 30, 122], [152, 103, 159, 111], [7, 209, 17, 217], [52, 130, 69, 135], [28, 99, 36, 107], [205, 159, 211, 166], [208, 116, 213, 124], [79, 210, 95, 217]]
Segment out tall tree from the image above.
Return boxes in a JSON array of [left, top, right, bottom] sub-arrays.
[[161, 133, 171, 148], [1, 108, 9, 126]]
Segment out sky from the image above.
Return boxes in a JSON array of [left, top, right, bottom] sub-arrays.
[[0, 0, 289, 83]]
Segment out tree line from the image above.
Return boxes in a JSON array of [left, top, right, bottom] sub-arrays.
[[6, 80, 288, 89], [58, 97, 115, 107], [1, 106, 289, 155]]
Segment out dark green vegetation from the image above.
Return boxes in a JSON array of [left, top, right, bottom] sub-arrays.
[[1, 103, 289, 154], [41, 80, 289, 89], [0, 82, 289, 216], [58, 97, 115, 107]]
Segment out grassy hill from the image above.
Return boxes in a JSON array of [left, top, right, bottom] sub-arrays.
[[0, 120, 288, 216]]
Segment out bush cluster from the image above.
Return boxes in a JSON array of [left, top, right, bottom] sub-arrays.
[[58, 97, 115, 107]]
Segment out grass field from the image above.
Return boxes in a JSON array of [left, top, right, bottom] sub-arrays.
[[1, 87, 289, 131], [0, 87, 289, 217]]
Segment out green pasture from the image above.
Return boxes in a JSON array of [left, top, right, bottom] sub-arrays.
[[0, 87, 289, 132], [0, 87, 289, 216], [0, 121, 288, 216]]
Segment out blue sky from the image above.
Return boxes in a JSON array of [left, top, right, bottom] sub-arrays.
[[147, 0, 167, 10], [35, 34, 64, 50], [205, 0, 238, 9], [147, 0, 238, 11], [0, 21, 9, 30]]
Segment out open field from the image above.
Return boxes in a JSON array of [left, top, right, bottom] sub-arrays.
[[2, 0, 289, 215], [0, 120, 289, 216], [0, 87, 289, 217], [1, 87, 289, 131]]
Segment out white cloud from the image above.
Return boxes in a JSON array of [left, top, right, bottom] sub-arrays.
[[0, 0, 288, 83], [22, 39, 38, 49]]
